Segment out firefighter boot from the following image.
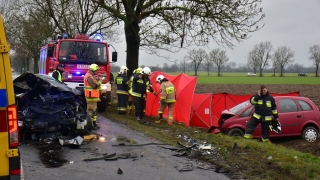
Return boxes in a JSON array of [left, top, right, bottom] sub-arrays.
[[93, 121, 100, 130], [155, 114, 162, 124]]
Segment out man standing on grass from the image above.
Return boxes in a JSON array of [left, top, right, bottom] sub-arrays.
[[244, 84, 279, 142], [155, 74, 176, 126]]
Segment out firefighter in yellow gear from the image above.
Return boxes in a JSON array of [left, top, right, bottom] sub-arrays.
[[155, 74, 176, 125], [84, 64, 102, 130], [52, 64, 64, 82], [115, 66, 129, 114], [244, 84, 279, 142], [127, 67, 142, 114]]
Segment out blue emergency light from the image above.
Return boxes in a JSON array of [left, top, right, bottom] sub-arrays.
[[76, 71, 81, 75], [94, 33, 103, 42]]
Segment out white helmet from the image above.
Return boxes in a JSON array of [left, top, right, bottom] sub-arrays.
[[119, 66, 128, 74], [142, 67, 151, 75], [156, 75, 165, 83]]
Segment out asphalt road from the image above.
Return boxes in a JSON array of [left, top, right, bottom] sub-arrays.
[[19, 115, 230, 180]]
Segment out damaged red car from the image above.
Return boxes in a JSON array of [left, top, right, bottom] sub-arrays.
[[214, 96, 320, 142]]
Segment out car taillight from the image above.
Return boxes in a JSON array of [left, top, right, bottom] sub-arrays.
[[7, 104, 19, 147]]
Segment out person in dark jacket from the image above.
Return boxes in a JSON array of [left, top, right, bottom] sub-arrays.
[[115, 66, 129, 115], [52, 64, 64, 82], [244, 84, 279, 143], [131, 67, 154, 120]]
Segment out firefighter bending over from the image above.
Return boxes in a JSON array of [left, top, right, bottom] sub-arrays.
[[84, 64, 102, 130], [132, 67, 154, 120], [155, 75, 176, 126], [115, 66, 129, 115], [52, 64, 64, 82], [244, 84, 279, 143]]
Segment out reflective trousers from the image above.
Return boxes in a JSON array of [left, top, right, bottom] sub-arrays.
[[245, 116, 271, 140], [117, 94, 128, 115], [133, 97, 146, 119]]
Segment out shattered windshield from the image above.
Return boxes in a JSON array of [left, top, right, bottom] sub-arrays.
[[58, 41, 107, 64], [228, 101, 252, 115]]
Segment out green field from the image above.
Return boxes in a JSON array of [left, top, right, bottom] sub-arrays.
[[168, 72, 320, 84]]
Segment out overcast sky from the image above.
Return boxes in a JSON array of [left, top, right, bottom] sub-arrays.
[[112, 0, 320, 68]]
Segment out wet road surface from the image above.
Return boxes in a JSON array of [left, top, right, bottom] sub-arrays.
[[20, 115, 230, 180]]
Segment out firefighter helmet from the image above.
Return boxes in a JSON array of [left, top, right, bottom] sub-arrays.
[[269, 120, 281, 133], [142, 67, 151, 75], [89, 64, 99, 71], [135, 67, 142, 74], [119, 66, 128, 74], [156, 75, 165, 83]]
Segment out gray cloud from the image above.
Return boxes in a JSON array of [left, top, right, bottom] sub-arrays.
[[113, 0, 320, 68]]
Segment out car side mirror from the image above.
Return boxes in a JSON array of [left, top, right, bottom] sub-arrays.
[[112, 52, 117, 63]]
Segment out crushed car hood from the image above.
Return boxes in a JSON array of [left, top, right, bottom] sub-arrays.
[[13, 73, 81, 95]]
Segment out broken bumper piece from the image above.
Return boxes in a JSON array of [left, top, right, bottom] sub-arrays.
[[59, 136, 84, 146]]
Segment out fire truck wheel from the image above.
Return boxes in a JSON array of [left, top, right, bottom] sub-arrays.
[[85, 114, 93, 132], [97, 94, 107, 112]]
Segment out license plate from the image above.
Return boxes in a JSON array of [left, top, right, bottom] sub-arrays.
[[77, 64, 89, 69]]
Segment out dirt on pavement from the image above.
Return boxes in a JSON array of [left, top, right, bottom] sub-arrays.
[[195, 84, 320, 157]]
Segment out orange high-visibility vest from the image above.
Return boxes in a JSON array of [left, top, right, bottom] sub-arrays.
[[84, 72, 100, 101]]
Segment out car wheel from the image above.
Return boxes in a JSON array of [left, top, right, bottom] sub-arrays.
[[227, 128, 244, 137], [302, 126, 318, 142]]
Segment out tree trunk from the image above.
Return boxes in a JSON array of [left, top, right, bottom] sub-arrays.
[[316, 64, 319, 77], [217, 67, 221, 76], [194, 62, 197, 76], [33, 53, 39, 73], [124, 21, 140, 77], [273, 68, 276, 76], [280, 66, 283, 77], [259, 68, 263, 77]]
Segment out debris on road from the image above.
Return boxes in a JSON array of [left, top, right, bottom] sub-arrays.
[[175, 161, 194, 172], [83, 152, 116, 161], [117, 168, 123, 174]]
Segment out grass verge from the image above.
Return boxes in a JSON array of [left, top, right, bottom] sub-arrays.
[[101, 107, 320, 180]]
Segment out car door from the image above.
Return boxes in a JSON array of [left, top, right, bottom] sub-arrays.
[[276, 98, 302, 136], [296, 99, 318, 128]]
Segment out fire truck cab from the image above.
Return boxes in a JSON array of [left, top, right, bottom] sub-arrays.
[[0, 15, 21, 180], [39, 33, 117, 111]]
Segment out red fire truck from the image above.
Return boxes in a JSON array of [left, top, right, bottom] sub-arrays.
[[39, 33, 117, 111]]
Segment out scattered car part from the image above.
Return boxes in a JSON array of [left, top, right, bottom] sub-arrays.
[[59, 136, 84, 146], [83, 152, 116, 161]]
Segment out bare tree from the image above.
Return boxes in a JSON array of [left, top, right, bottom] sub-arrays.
[[309, 45, 320, 77], [186, 48, 207, 76], [93, 0, 265, 77], [180, 56, 188, 73], [271, 58, 279, 77], [31, 0, 120, 39], [247, 49, 259, 74], [273, 46, 295, 77], [209, 48, 229, 76], [252, 41, 273, 76], [203, 56, 213, 76]]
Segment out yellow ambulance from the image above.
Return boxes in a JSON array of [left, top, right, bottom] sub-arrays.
[[0, 15, 21, 179]]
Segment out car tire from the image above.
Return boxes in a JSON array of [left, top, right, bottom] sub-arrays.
[[302, 126, 318, 142], [227, 128, 244, 137]]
